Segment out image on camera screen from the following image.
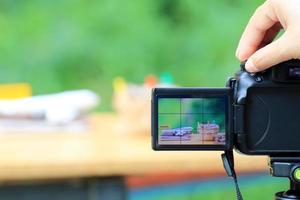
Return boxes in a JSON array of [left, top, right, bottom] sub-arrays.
[[158, 98, 226, 145]]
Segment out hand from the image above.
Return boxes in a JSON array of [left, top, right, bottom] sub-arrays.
[[236, 0, 300, 72]]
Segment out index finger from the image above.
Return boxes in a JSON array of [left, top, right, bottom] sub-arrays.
[[236, 1, 279, 61]]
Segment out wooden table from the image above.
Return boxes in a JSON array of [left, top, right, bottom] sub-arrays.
[[0, 113, 269, 181], [0, 113, 269, 199]]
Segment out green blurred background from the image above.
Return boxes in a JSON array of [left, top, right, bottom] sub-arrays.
[[0, 0, 290, 199], [0, 0, 263, 111]]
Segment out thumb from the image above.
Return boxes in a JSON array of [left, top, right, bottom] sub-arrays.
[[245, 34, 291, 72]]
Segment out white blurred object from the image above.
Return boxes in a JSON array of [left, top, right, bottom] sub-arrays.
[[0, 90, 100, 124]]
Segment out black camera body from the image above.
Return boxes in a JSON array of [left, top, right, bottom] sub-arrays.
[[232, 59, 300, 156], [152, 59, 300, 156]]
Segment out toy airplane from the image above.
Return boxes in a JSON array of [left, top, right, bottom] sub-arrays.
[[0, 89, 99, 124], [161, 127, 193, 136]]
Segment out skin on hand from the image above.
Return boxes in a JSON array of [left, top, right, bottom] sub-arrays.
[[236, 0, 300, 72]]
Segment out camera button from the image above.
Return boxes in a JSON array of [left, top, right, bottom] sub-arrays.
[[255, 76, 263, 82]]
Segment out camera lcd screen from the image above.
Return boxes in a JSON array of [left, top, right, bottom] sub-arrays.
[[158, 98, 226, 145], [152, 88, 232, 150]]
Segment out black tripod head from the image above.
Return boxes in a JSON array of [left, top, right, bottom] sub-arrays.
[[270, 157, 300, 200]]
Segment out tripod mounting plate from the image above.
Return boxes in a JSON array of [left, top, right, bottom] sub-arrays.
[[270, 157, 300, 183]]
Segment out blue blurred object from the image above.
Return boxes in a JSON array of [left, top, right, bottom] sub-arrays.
[[129, 173, 288, 200]]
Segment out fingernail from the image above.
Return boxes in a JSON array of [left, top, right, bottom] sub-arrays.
[[236, 50, 247, 61], [245, 58, 258, 72]]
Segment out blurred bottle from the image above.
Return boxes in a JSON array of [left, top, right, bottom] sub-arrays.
[[159, 72, 174, 86], [0, 83, 32, 99], [144, 74, 158, 88]]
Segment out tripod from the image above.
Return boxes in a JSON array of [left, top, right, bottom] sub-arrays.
[[222, 152, 300, 200], [270, 157, 300, 200]]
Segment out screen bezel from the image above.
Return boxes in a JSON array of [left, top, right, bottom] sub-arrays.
[[152, 87, 233, 151]]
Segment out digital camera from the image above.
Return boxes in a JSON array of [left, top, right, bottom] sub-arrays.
[[151, 59, 300, 156]]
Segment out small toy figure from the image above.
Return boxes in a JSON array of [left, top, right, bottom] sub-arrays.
[[198, 121, 219, 141]]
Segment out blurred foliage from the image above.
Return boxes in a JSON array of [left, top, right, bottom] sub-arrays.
[[0, 0, 263, 111], [158, 98, 226, 131]]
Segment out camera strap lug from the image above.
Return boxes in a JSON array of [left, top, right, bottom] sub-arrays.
[[222, 150, 243, 200]]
